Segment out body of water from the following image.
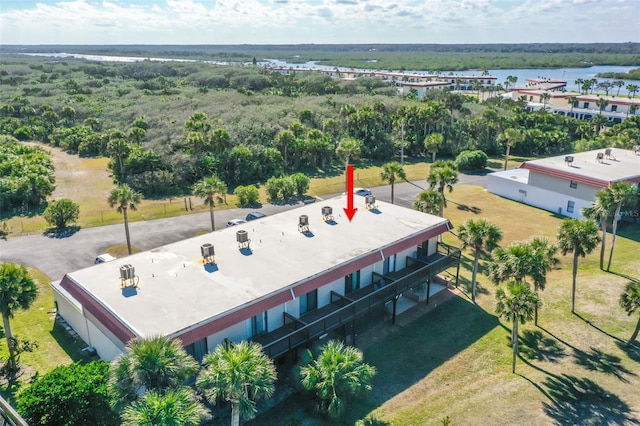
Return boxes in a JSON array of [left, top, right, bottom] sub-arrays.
[[20, 52, 639, 95]]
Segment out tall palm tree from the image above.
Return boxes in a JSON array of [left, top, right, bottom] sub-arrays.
[[595, 97, 609, 115], [495, 281, 540, 374], [108, 336, 199, 413], [0, 263, 38, 378], [626, 84, 638, 99], [498, 128, 523, 170], [487, 238, 557, 325], [413, 190, 445, 216], [192, 176, 227, 231], [197, 341, 276, 426], [335, 137, 363, 169], [540, 92, 551, 110], [619, 281, 640, 346], [567, 96, 578, 116], [557, 219, 600, 314], [456, 219, 503, 303], [107, 131, 131, 182], [300, 340, 376, 419], [108, 184, 142, 255], [427, 160, 459, 217], [424, 132, 444, 163], [380, 162, 406, 204], [582, 191, 614, 270], [614, 80, 625, 97], [574, 79, 584, 94], [121, 387, 209, 426], [605, 182, 638, 271]]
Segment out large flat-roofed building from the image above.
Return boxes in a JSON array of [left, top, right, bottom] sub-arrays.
[[487, 148, 640, 219], [52, 195, 460, 361]]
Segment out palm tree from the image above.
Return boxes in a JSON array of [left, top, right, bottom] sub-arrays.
[[619, 281, 640, 346], [487, 238, 557, 325], [108, 336, 199, 413], [540, 92, 551, 110], [121, 387, 209, 426], [300, 340, 376, 419], [495, 281, 540, 374], [498, 128, 523, 170], [424, 132, 444, 162], [380, 162, 406, 205], [582, 191, 614, 270], [595, 97, 609, 115], [575, 79, 584, 94], [108, 185, 142, 255], [614, 80, 625, 97], [605, 182, 638, 271], [197, 341, 276, 426], [0, 263, 38, 378], [626, 84, 638, 99], [557, 219, 600, 314], [427, 160, 459, 217], [413, 190, 445, 216], [107, 131, 131, 181], [456, 219, 503, 303], [567, 96, 579, 116], [192, 176, 227, 231]]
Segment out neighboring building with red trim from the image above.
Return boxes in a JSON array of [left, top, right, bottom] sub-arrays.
[[487, 149, 640, 219], [51, 195, 460, 361]]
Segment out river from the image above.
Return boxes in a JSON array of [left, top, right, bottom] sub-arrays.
[[20, 52, 639, 95]]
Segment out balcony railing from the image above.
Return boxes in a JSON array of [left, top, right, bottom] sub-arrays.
[[254, 243, 461, 358]]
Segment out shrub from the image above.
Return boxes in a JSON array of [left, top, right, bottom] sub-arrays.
[[265, 177, 282, 202], [17, 361, 117, 426], [234, 184, 260, 207], [43, 198, 80, 229], [290, 173, 310, 197], [455, 150, 488, 171]]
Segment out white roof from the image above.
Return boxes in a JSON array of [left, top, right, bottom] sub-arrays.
[[65, 196, 449, 339]]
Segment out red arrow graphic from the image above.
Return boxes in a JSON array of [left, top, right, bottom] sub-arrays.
[[344, 164, 357, 221]]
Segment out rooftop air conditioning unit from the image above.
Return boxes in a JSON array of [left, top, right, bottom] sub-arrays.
[[120, 264, 135, 280], [236, 230, 248, 243], [596, 152, 604, 162], [564, 155, 574, 166], [236, 230, 250, 249], [201, 243, 215, 259], [322, 206, 333, 221], [299, 215, 309, 232], [633, 145, 640, 155], [365, 195, 377, 209]]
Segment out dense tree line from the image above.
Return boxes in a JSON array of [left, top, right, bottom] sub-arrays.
[[1, 56, 639, 200], [0, 135, 55, 212]]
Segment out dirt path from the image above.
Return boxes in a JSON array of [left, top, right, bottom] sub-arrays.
[[23, 142, 114, 210]]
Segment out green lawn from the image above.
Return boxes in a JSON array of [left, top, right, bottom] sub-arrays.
[[248, 186, 640, 425]]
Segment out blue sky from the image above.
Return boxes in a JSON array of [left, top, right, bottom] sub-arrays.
[[1, 0, 639, 45]]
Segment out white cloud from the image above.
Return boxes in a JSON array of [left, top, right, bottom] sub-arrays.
[[0, 0, 638, 44]]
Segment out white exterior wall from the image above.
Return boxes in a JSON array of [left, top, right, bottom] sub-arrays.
[[318, 277, 344, 308], [487, 173, 591, 219], [86, 319, 123, 361], [205, 322, 246, 352], [51, 282, 126, 361]]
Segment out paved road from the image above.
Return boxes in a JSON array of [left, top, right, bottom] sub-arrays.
[[0, 172, 488, 281]]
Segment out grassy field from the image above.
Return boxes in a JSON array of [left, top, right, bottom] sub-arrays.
[[248, 185, 640, 425], [2, 148, 638, 423]]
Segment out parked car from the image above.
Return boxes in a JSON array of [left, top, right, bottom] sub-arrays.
[[246, 211, 267, 221], [342, 187, 372, 197], [95, 253, 117, 264], [227, 219, 247, 227]]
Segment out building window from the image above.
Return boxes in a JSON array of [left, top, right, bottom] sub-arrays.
[[583, 102, 589, 109], [570, 180, 578, 189], [300, 289, 317, 314], [567, 201, 575, 214], [345, 271, 361, 294], [611, 105, 618, 112], [250, 312, 267, 337], [529, 96, 533, 101]]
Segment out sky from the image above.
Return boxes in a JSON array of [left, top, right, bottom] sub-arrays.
[[1, 0, 639, 45]]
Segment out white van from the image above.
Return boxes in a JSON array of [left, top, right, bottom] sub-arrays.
[[94, 253, 117, 264]]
